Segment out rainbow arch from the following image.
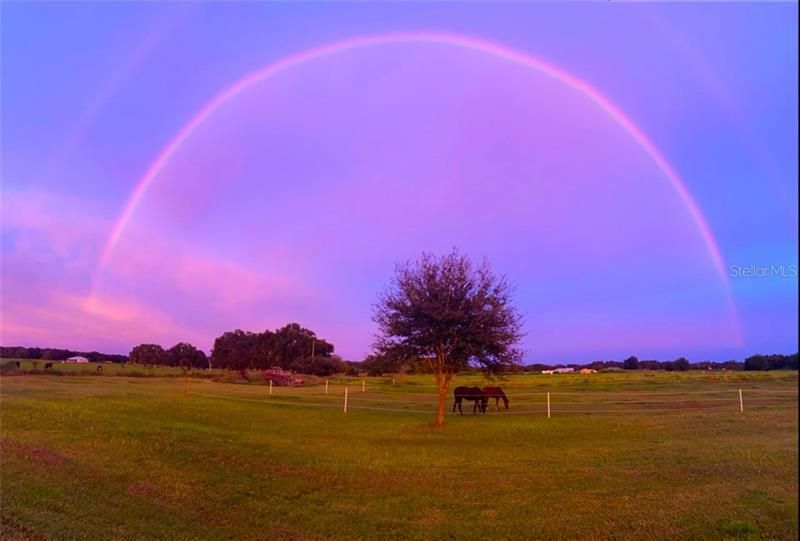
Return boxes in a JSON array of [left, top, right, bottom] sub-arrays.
[[94, 31, 742, 344]]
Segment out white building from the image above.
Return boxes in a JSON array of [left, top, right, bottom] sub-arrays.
[[554, 367, 574, 373], [65, 356, 89, 363]]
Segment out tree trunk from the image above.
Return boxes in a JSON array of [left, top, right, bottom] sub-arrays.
[[435, 380, 448, 426], [433, 366, 453, 427]]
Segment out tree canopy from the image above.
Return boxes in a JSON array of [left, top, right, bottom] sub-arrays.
[[128, 344, 167, 366], [210, 323, 338, 374]]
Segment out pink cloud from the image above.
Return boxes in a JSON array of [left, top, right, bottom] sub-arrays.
[[1, 288, 201, 353]]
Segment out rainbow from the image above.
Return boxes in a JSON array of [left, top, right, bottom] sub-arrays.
[[94, 31, 742, 344]]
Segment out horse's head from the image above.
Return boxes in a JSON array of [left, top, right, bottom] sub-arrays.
[[502, 395, 510, 409]]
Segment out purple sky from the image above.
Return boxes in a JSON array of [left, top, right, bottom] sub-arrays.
[[1, 3, 797, 362]]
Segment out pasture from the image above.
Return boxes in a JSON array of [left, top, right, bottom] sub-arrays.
[[1, 368, 797, 540]]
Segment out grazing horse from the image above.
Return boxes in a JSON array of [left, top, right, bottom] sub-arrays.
[[452, 386, 488, 415], [482, 387, 509, 410], [44, 362, 53, 370]]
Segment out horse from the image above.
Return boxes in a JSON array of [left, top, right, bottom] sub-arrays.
[[482, 387, 509, 410], [44, 362, 53, 370], [452, 386, 488, 415]]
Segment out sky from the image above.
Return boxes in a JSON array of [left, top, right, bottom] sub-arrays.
[[1, 2, 797, 363]]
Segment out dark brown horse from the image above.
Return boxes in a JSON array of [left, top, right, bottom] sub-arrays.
[[452, 386, 487, 415], [482, 387, 509, 410]]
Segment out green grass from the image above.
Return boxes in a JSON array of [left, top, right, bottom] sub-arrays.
[[1, 371, 797, 540]]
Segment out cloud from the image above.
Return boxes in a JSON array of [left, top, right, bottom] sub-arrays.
[[1, 188, 322, 353], [1, 287, 201, 353]]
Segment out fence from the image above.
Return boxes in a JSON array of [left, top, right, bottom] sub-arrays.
[[189, 380, 798, 417]]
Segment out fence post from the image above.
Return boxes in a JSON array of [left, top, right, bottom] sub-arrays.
[[739, 388, 743, 413], [269, 379, 273, 396], [344, 386, 349, 413], [362, 380, 366, 392], [325, 380, 329, 394], [185, 376, 191, 397], [547, 392, 551, 419]]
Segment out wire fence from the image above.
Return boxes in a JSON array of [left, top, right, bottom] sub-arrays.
[[188, 381, 798, 417]]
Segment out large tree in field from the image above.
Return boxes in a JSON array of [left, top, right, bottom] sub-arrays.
[[167, 342, 208, 369], [373, 250, 524, 426], [129, 343, 167, 366]]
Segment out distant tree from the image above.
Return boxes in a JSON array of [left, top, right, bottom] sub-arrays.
[[291, 354, 345, 376], [41, 348, 72, 361], [210, 325, 336, 372], [373, 250, 523, 426], [740, 354, 798, 371], [167, 343, 207, 369], [361, 352, 403, 376], [211, 330, 259, 370], [744, 355, 769, 371], [673, 357, 690, 371], [274, 323, 334, 370], [721, 360, 743, 371], [638, 360, 661, 370], [623, 356, 639, 370], [129, 344, 167, 366]]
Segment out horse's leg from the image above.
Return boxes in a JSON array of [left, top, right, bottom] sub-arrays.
[[495, 397, 500, 411], [452, 397, 457, 413]]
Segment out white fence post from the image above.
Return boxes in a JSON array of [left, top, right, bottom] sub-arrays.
[[739, 388, 744, 412], [344, 386, 349, 413], [325, 380, 329, 394], [362, 380, 366, 392], [547, 392, 551, 419], [269, 379, 273, 396]]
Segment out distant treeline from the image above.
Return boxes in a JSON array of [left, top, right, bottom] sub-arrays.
[[126, 323, 345, 376], [359, 353, 799, 375], [0, 346, 127, 364], [5, 342, 797, 376], [524, 353, 798, 373]]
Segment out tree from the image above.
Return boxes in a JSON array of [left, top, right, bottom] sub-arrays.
[[129, 344, 167, 366], [360, 353, 392, 376], [373, 250, 523, 426], [211, 330, 259, 370], [673, 357, 690, 371], [623, 356, 639, 370], [274, 323, 334, 369], [167, 343, 207, 369], [210, 325, 335, 372]]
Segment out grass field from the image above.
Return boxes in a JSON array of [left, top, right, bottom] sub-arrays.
[[1, 368, 797, 540]]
